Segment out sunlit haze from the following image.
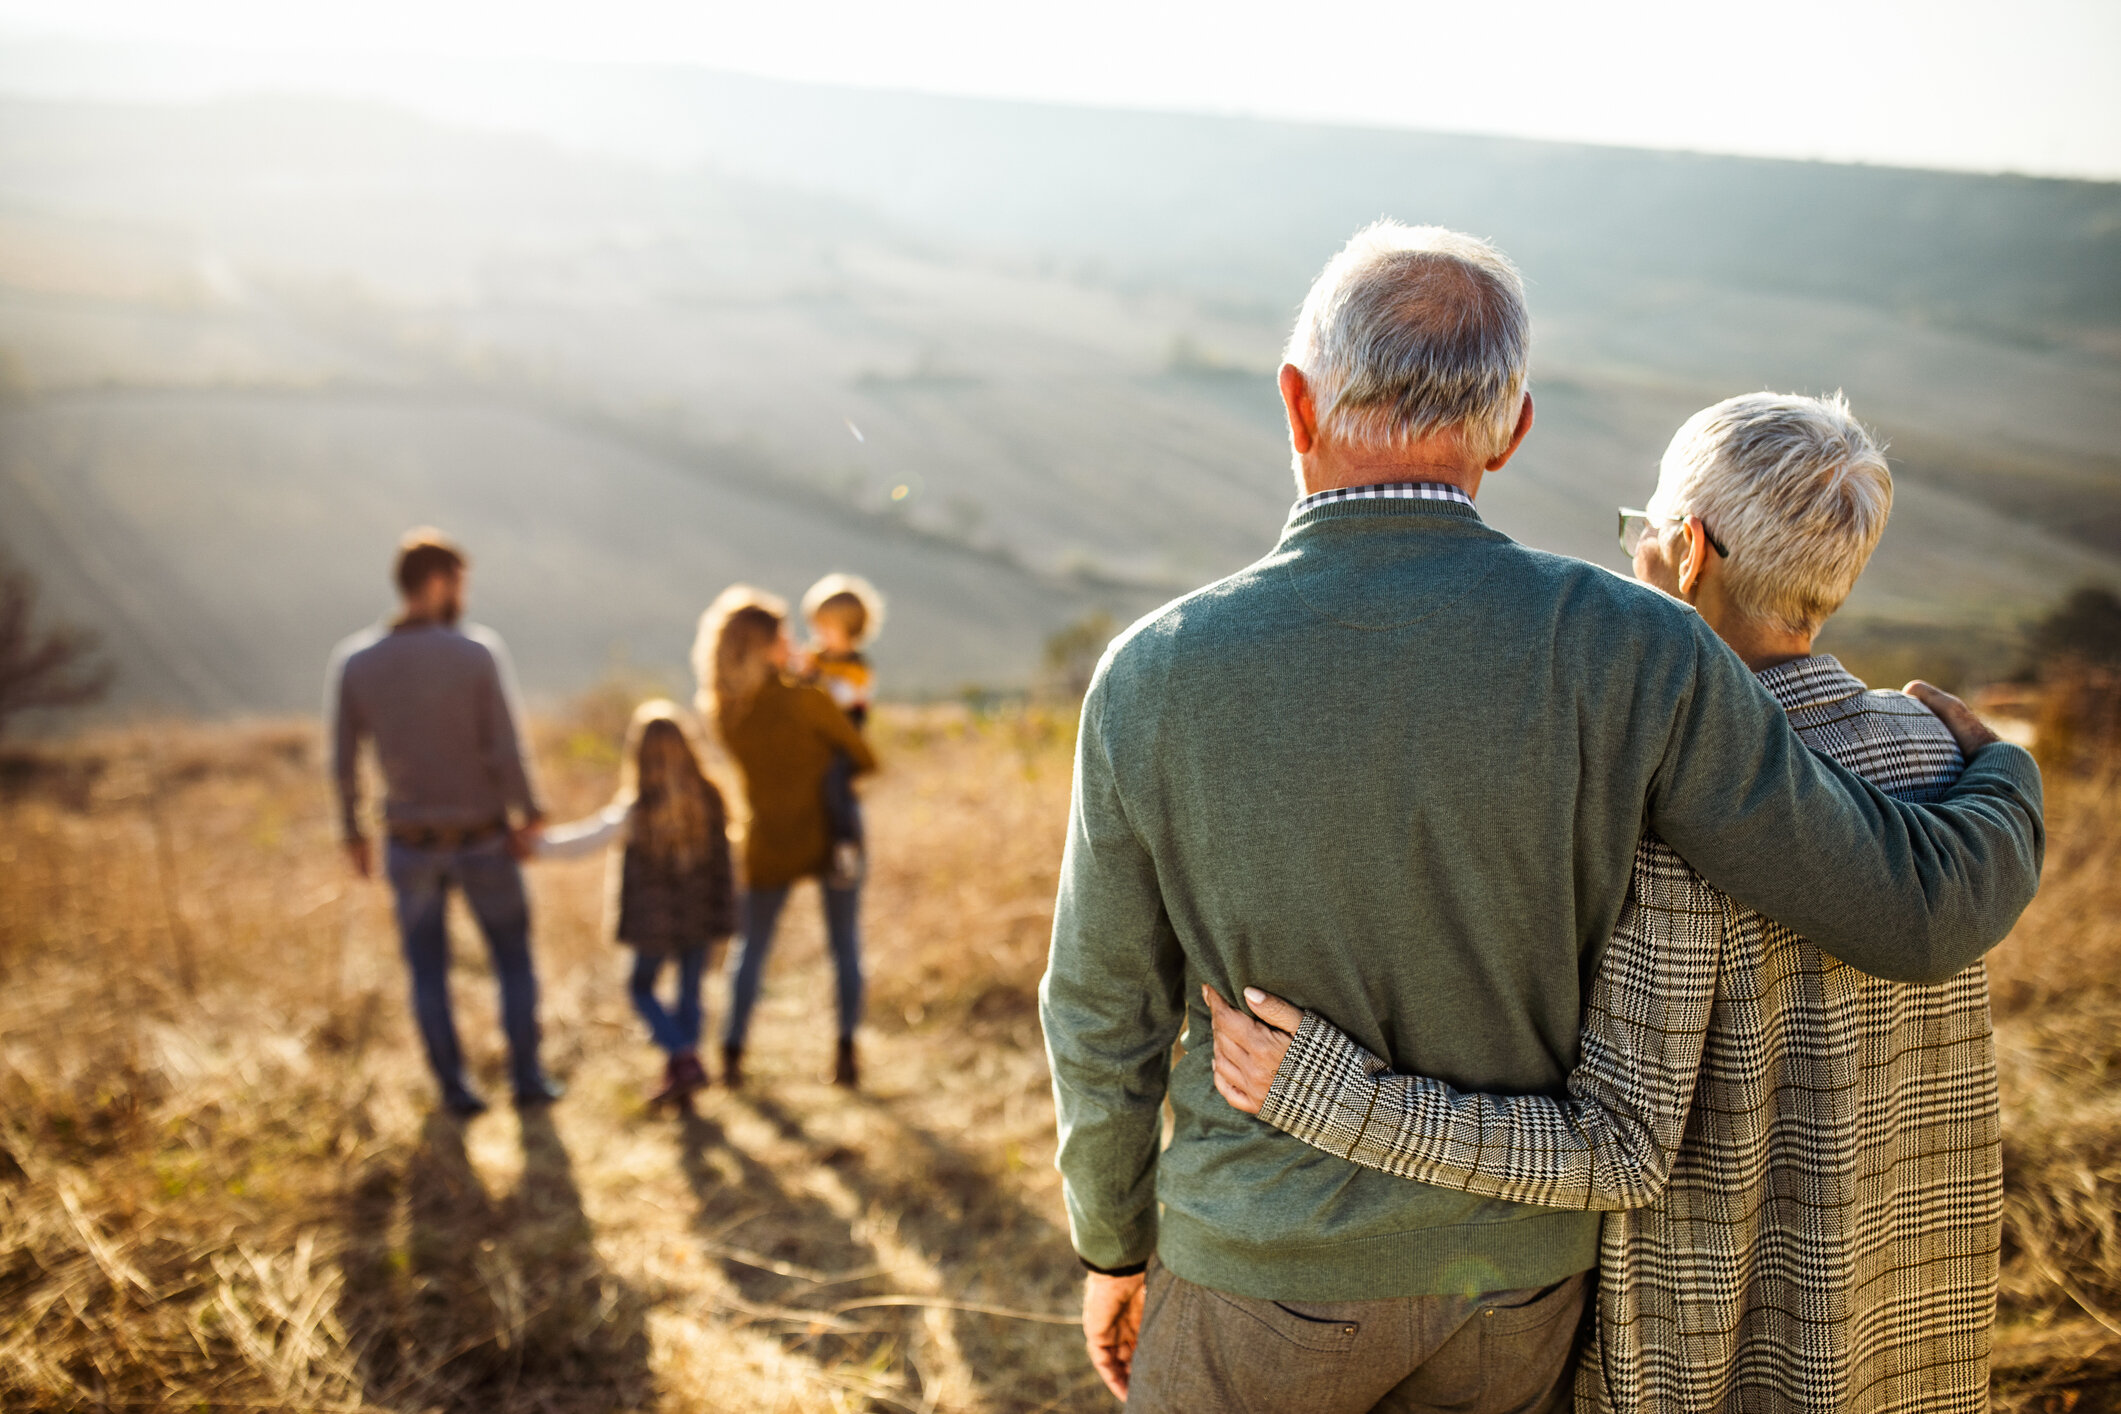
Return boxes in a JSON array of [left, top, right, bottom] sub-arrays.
[[2, 0, 2118, 180]]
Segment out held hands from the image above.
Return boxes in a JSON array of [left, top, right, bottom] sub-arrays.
[[1202, 984, 1304, 1116], [1903, 681, 2001, 757], [508, 815, 546, 861], [1082, 1270, 1146, 1401]]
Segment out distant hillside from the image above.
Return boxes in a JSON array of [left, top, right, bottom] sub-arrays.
[[13, 43, 2116, 351], [403, 63, 2121, 351], [0, 74, 2115, 714]]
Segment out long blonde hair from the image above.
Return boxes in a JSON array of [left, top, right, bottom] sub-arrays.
[[617, 700, 721, 868], [692, 584, 788, 728]]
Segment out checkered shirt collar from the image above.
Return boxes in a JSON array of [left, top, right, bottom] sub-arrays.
[[1292, 482, 1477, 517], [1754, 654, 1868, 715]]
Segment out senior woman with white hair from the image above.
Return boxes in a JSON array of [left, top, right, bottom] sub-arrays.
[[1207, 391, 2012, 1412]]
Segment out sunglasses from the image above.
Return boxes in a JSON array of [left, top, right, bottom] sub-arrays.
[[1617, 508, 1729, 559]]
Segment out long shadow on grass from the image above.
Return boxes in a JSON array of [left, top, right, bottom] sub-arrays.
[[675, 1109, 914, 1390], [339, 1108, 653, 1412], [707, 1092, 1085, 1413]]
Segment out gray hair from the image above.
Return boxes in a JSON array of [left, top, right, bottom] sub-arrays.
[[1646, 391, 1893, 636], [1282, 221, 1531, 462]]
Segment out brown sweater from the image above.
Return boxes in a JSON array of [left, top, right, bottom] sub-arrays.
[[719, 675, 877, 890]]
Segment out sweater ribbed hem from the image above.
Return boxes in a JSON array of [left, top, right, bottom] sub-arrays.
[[1156, 1206, 1598, 1302]]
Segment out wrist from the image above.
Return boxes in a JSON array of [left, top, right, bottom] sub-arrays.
[[1080, 1257, 1147, 1278]]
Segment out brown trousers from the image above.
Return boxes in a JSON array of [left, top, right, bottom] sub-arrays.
[[1125, 1260, 1587, 1414]]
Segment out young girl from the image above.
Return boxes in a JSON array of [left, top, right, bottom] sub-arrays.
[[540, 700, 737, 1106]]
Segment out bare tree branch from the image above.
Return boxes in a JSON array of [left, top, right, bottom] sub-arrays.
[[0, 566, 113, 736]]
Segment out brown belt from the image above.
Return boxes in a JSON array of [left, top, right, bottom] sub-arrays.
[[386, 819, 509, 850]]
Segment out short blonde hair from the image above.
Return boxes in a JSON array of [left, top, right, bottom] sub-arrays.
[[1282, 221, 1530, 462], [1646, 392, 1892, 636], [800, 572, 886, 647]]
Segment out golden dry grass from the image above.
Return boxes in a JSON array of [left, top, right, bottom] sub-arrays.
[[0, 703, 1089, 1412], [1983, 671, 2121, 1410], [0, 683, 2116, 1411]]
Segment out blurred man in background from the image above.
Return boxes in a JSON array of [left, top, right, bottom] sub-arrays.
[[326, 528, 559, 1116], [1039, 223, 2044, 1412]]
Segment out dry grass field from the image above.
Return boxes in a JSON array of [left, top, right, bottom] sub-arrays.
[[1, 681, 2117, 1412]]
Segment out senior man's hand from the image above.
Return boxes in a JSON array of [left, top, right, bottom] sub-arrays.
[[1203, 984, 1304, 1116], [1082, 1270, 1146, 1401], [1904, 680, 2002, 757]]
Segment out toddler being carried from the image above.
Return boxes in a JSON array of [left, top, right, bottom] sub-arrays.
[[798, 573, 884, 888]]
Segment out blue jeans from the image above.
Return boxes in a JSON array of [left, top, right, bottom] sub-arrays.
[[384, 836, 547, 1100], [723, 883, 861, 1049], [628, 947, 708, 1055]]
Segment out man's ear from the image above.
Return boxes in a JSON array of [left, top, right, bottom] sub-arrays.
[[1278, 363, 1317, 456], [1485, 393, 1535, 472], [1678, 516, 1712, 596]]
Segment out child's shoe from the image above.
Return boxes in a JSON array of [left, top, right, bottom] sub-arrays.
[[833, 1037, 859, 1090], [674, 1050, 708, 1093], [828, 841, 866, 889]]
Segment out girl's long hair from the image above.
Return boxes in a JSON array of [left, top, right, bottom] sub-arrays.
[[618, 700, 721, 868], [692, 584, 788, 730]]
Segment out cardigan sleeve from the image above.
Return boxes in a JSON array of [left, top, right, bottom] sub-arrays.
[[1039, 675, 1187, 1269], [1645, 621, 2042, 983]]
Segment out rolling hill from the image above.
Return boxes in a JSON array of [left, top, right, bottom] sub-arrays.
[[0, 62, 2116, 713]]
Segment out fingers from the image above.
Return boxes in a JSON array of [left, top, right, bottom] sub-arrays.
[[1202, 985, 1258, 1055], [1213, 1048, 1266, 1114], [1201, 984, 1274, 1055], [1211, 1047, 1246, 1110], [1211, 1028, 1273, 1112], [1201, 983, 1237, 1025], [1088, 1343, 1130, 1402], [1082, 1273, 1144, 1402], [1241, 987, 1304, 1034], [1904, 680, 2001, 755], [1203, 985, 1294, 1115]]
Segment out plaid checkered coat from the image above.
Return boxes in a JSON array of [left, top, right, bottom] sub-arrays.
[[1257, 656, 1998, 1412]]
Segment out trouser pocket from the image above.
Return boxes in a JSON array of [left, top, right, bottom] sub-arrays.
[[1476, 1273, 1590, 1414], [1131, 1281, 1366, 1411], [1204, 1288, 1365, 1354]]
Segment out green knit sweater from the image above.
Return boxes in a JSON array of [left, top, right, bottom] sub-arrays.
[[1039, 497, 2044, 1301]]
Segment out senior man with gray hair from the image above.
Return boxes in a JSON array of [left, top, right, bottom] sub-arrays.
[[1211, 389, 2006, 1411], [1039, 222, 2043, 1413]]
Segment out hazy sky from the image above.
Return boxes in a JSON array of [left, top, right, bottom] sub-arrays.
[[4, 0, 2118, 180]]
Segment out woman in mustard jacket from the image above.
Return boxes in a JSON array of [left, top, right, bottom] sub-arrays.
[[694, 585, 877, 1089]]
